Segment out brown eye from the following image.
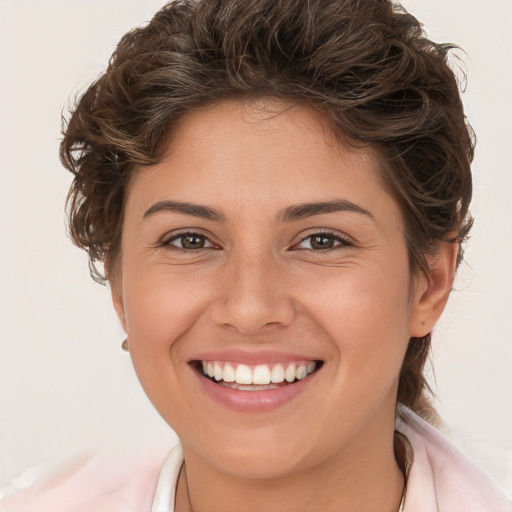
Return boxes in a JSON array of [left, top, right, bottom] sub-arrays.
[[295, 232, 352, 251], [181, 234, 205, 249], [310, 235, 336, 250], [166, 232, 213, 250]]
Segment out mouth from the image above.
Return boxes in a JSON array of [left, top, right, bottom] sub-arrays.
[[191, 360, 323, 391]]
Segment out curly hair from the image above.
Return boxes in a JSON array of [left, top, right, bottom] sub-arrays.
[[61, 0, 474, 420]]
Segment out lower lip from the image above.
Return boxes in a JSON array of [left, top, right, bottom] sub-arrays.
[[193, 368, 320, 412]]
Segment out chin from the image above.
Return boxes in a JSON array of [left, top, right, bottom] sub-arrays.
[[179, 421, 329, 481], [207, 446, 312, 480]]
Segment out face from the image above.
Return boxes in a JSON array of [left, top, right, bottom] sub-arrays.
[[113, 100, 442, 479]]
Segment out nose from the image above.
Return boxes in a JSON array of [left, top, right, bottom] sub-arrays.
[[210, 249, 295, 336]]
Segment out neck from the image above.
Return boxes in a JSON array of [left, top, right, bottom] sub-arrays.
[[176, 421, 404, 512]]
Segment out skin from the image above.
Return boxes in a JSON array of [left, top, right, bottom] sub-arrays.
[[112, 100, 457, 512]]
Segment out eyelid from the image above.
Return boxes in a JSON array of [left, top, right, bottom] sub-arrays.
[[161, 229, 219, 250], [292, 229, 354, 250], [157, 228, 353, 252]]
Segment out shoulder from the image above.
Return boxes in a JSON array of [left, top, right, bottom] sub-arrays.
[[0, 442, 176, 512], [396, 407, 512, 512]]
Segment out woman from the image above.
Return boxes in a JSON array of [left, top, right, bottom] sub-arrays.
[[1, 0, 510, 511]]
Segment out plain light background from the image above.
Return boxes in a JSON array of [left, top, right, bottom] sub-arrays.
[[1, 0, 511, 487]]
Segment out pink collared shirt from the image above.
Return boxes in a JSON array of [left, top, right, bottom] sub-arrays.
[[2, 409, 510, 511]]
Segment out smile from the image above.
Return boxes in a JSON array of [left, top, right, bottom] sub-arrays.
[[198, 360, 319, 390], [191, 359, 323, 398], [189, 352, 324, 411]]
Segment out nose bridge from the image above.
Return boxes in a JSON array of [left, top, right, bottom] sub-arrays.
[[211, 243, 294, 334]]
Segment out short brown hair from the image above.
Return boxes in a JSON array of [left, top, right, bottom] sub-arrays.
[[61, 0, 474, 419]]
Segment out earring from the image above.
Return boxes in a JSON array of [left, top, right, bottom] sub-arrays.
[[121, 338, 129, 352]]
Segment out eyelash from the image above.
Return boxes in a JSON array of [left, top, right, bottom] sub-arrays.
[[294, 231, 353, 251], [162, 230, 353, 252], [162, 231, 217, 252]]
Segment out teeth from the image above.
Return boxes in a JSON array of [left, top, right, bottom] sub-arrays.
[[234, 364, 253, 384], [220, 382, 282, 391], [253, 365, 271, 385], [296, 365, 307, 380], [223, 364, 235, 383], [284, 364, 296, 383], [271, 364, 285, 383], [200, 360, 318, 386], [213, 362, 223, 381]]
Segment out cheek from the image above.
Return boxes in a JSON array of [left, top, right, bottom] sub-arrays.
[[120, 269, 212, 418], [303, 263, 411, 332], [122, 265, 210, 346], [300, 264, 412, 379]]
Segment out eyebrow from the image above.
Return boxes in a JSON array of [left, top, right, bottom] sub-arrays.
[[276, 199, 374, 222], [142, 198, 373, 223], [143, 200, 227, 222]]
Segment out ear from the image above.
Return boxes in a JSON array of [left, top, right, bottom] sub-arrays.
[[409, 242, 459, 338]]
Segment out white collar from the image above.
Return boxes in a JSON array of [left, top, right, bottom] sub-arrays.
[[151, 444, 183, 512], [150, 409, 510, 512]]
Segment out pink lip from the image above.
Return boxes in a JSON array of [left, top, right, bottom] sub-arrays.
[[190, 349, 318, 365], [191, 361, 321, 412]]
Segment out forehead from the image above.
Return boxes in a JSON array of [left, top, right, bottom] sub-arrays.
[[125, 100, 395, 220]]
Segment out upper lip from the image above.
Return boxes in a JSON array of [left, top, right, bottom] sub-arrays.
[[189, 349, 320, 365]]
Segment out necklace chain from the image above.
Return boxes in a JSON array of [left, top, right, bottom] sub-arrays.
[[180, 473, 407, 512], [397, 484, 406, 512], [179, 432, 411, 512]]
